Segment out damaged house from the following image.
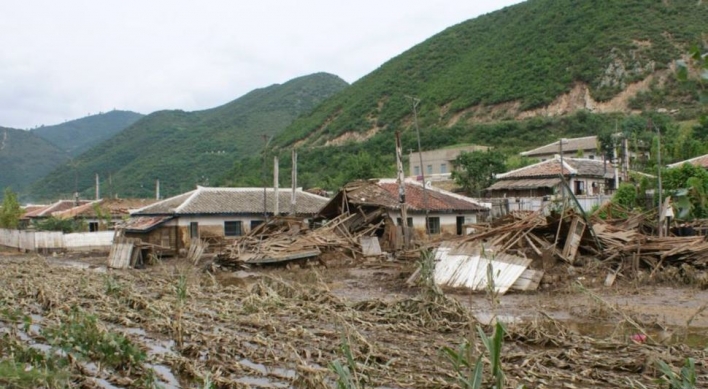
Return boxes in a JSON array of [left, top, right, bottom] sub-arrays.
[[486, 157, 615, 198], [120, 186, 328, 254], [318, 179, 489, 238], [52, 198, 157, 232]]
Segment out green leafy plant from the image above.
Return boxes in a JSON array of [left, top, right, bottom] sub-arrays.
[[0, 188, 22, 229], [43, 308, 145, 371], [657, 358, 696, 389], [329, 333, 365, 389], [442, 322, 507, 389]]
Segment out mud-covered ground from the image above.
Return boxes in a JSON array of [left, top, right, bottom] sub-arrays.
[[0, 249, 707, 388]]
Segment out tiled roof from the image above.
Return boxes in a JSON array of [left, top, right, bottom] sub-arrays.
[[496, 157, 613, 180], [20, 205, 49, 219], [53, 198, 159, 218], [668, 154, 708, 169], [132, 187, 328, 216], [121, 216, 173, 232], [335, 179, 488, 213], [23, 200, 93, 218], [520, 136, 598, 157], [486, 178, 562, 191]]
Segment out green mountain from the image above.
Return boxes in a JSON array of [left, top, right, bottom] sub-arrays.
[[225, 0, 708, 190], [0, 127, 69, 197], [32, 110, 144, 156], [27, 73, 348, 201]]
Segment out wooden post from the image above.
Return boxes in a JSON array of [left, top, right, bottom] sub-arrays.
[[395, 131, 410, 249], [95, 173, 100, 200], [273, 156, 279, 216], [290, 149, 297, 215]]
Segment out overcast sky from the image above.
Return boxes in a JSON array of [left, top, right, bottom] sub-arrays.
[[0, 0, 523, 129]]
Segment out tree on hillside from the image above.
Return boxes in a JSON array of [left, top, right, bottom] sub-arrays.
[[0, 188, 22, 229], [452, 150, 506, 197]]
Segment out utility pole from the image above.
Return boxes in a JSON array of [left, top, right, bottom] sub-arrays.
[[395, 131, 410, 248], [95, 173, 100, 200], [155, 178, 160, 200], [273, 156, 279, 217], [291, 149, 298, 215], [651, 118, 664, 237], [261, 135, 271, 220], [406, 95, 430, 237], [559, 138, 566, 201]]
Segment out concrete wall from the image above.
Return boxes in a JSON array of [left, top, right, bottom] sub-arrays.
[[409, 145, 489, 177], [387, 211, 478, 236], [487, 195, 612, 218], [0, 229, 113, 252]]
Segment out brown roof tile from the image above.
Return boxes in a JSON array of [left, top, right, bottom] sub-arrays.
[[520, 136, 598, 157], [496, 157, 612, 180], [668, 154, 708, 169], [338, 179, 487, 213]]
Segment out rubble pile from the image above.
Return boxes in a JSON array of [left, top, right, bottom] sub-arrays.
[[217, 212, 391, 266], [443, 202, 708, 287]]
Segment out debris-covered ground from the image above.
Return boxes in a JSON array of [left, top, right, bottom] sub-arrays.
[[0, 250, 707, 388]]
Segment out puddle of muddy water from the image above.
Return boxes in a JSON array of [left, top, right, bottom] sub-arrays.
[[568, 321, 708, 348], [148, 363, 181, 388]]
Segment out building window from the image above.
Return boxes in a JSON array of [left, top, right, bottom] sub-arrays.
[[224, 221, 242, 237], [250, 220, 264, 230], [413, 166, 420, 175], [396, 217, 413, 227], [440, 163, 447, 174], [426, 165, 433, 175], [427, 217, 441, 235], [588, 154, 595, 160], [189, 222, 199, 239], [89, 222, 99, 232]]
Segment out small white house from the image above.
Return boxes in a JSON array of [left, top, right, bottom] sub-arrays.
[[122, 186, 329, 253]]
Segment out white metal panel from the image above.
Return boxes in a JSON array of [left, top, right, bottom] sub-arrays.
[[433, 244, 531, 295]]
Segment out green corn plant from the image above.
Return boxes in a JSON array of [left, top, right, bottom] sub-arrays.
[[657, 358, 696, 389], [329, 333, 363, 389], [442, 321, 506, 389]]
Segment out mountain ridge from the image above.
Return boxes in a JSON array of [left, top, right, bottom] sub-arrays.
[[26, 72, 349, 201], [31, 110, 144, 156]]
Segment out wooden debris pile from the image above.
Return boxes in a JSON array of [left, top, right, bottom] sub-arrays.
[[590, 204, 708, 271], [217, 212, 391, 266], [457, 208, 594, 264], [447, 201, 708, 281]]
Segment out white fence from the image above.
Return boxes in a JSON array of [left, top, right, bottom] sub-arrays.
[[486, 195, 613, 218], [0, 229, 114, 252]]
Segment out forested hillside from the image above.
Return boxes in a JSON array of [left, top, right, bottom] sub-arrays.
[[0, 128, 69, 197], [224, 0, 708, 190], [32, 110, 144, 156], [27, 73, 348, 201]]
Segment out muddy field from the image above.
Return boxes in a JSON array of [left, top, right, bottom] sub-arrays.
[[0, 249, 707, 388]]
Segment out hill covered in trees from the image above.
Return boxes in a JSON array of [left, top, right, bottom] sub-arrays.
[[32, 110, 144, 156], [224, 0, 708, 190], [27, 73, 348, 201], [0, 127, 69, 197]]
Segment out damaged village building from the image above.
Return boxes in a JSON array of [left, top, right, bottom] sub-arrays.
[[119, 186, 329, 255], [317, 179, 489, 239]]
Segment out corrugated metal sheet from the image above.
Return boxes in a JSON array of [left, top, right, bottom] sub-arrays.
[[433, 243, 531, 295]]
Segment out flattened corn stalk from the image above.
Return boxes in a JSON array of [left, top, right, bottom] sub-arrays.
[[0, 257, 705, 388]]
